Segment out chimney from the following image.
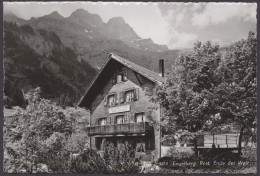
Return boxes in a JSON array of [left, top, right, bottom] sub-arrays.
[[159, 59, 164, 77]]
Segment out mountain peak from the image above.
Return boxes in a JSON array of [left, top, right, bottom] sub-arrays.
[[4, 13, 27, 25], [68, 9, 104, 27], [72, 8, 89, 15], [107, 17, 126, 25], [44, 11, 64, 20]]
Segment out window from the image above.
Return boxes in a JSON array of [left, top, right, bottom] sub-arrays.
[[135, 113, 145, 123], [99, 118, 107, 126], [124, 115, 129, 123], [125, 90, 134, 102], [120, 88, 139, 104], [107, 94, 116, 106], [115, 115, 129, 124], [117, 74, 123, 83], [113, 70, 127, 84], [106, 117, 111, 124], [136, 139, 145, 152], [116, 115, 124, 124]]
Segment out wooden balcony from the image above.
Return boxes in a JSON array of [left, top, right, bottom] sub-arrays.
[[87, 122, 152, 136]]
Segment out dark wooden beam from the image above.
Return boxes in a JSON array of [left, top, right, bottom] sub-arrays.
[[134, 72, 142, 86]]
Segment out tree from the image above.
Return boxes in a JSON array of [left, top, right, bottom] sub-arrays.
[[4, 87, 88, 173], [213, 31, 256, 156], [148, 32, 256, 158], [149, 41, 222, 156]]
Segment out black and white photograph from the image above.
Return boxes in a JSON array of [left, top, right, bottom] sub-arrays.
[[3, 1, 257, 174]]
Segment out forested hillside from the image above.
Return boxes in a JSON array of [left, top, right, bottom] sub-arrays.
[[4, 21, 97, 106]]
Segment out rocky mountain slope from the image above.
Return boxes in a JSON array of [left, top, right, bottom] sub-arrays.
[[4, 10, 179, 69], [3, 9, 182, 106]]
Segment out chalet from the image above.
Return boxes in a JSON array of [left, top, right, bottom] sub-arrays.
[[78, 53, 165, 160]]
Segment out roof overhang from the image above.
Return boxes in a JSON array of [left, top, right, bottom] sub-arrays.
[[77, 53, 165, 107]]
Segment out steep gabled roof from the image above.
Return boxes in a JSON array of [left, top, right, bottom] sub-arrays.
[[111, 53, 165, 84], [78, 53, 165, 107]]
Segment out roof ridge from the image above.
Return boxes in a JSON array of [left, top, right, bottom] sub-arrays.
[[110, 53, 164, 84], [110, 53, 160, 75], [78, 53, 165, 106]]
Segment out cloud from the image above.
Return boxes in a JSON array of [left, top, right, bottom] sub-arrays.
[[158, 3, 256, 49], [3, 2, 257, 50], [168, 30, 198, 49], [192, 3, 257, 28]]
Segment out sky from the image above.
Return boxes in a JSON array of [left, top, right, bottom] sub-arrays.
[[3, 2, 257, 49]]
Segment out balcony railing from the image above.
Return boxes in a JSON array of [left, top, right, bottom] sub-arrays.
[[87, 122, 151, 136]]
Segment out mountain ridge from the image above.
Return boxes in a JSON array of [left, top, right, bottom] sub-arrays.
[[3, 10, 182, 106], [4, 10, 169, 52], [41, 11, 65, 20]]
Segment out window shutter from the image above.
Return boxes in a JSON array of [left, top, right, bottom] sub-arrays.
[[123, 71, 128, 81], [115, 93, 119, 105], [112, 116, 116, 124], [130, 113, 135, 123], [134, 88, 139, 101], [104, 95, 107, 107], [120, 91, 125, 103], [107, 116, 112, 125]]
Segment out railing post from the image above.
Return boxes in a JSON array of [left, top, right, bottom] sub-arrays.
[[226, 135, 228, 148]]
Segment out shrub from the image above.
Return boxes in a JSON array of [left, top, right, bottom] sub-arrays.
[[47, 152, 71, 173], [166, 147, 197, 162], [102, 142, 140, 173], [241, 147, 256, 166], [70, 148, 109, 173], [64, 133, 89, 153]]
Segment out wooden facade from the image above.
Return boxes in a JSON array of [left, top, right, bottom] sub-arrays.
[[78, 53, 164, 160]]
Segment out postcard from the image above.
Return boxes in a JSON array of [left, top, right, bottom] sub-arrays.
[[3, 1, 257, 174]]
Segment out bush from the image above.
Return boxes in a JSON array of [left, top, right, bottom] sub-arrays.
[[64, 133, 89, 153], [47, 152, 71, 173], [70, 148, 109, 173], [102, 142, 140, 173], [157, 147, 198, 172], [241, 147, 256, 166], [165, 147, 197, 162]]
